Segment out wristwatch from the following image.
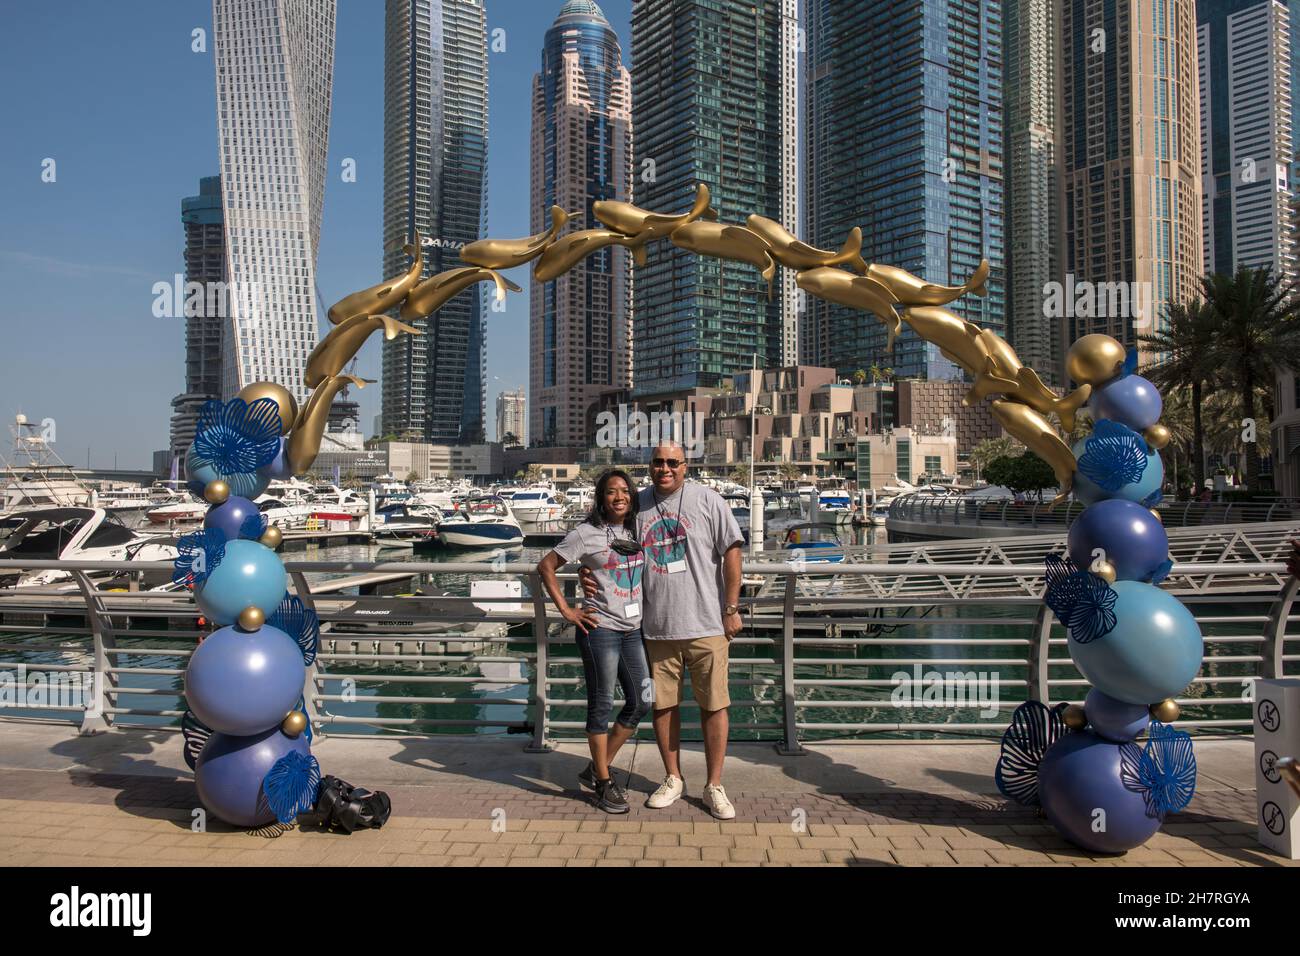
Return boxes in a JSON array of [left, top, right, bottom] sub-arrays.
[[724, 604, 741, 616]]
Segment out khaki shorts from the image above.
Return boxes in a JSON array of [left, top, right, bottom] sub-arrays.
[[644, 635, 730, 711]]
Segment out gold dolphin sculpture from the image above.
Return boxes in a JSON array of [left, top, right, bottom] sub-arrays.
[[901, 306, 1091, 431], [866, 259, 989, 307], [326, 235, 424, 325], [745, 217, 868, 274], [990, 399, 1076, 505], [305, 313, 421, 389], [459, 206, 569, 270], [533, 229, 643, 282], [795, 268, 903, 348], [286, 374, 368, 475], [593, 183, 718, 266], [400, 267, 521, 321], [669, 221, 778, 297]]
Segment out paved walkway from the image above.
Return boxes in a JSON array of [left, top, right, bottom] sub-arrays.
[[0, 720, 1286, 867]]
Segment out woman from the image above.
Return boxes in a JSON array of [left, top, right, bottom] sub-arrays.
[[537, 469, 650, 813]]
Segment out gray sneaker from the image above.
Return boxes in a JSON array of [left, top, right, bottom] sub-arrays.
[[578, 761, 597, 792], [594, 776, 630, 814]]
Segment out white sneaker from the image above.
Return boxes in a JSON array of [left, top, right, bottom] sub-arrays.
[[645, 774, 685, 809], [703, 784, 735, 820]]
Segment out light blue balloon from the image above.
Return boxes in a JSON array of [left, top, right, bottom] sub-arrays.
[[1071, 439, 1163, 506], [1069, 581, 1202, 705], [194, 539, 288, 626]]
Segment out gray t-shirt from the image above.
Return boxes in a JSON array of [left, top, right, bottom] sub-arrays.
[[636, 483, 744, 640], [552, 521, 644, 631]]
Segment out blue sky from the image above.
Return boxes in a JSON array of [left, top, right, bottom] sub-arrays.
[[0, 0, 632, 469]]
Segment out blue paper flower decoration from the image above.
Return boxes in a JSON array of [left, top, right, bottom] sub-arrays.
[[268, 594, 320, 666], [1078, 420, 1147, 491], [240, 511, 269, 540], [1043, 553, 1118, 643], [172, 527, 227, 589], [181, 709, 212, 772], [1120, 721, 1197, 818], [1121, 347, 1138, 378], [263, 751, 321, 824], [1150, 558, 1173, 585], [996, 700, 1069, 806], [191, 398, 282, 475]]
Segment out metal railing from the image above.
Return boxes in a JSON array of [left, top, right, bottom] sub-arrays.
[[888, 494, 1300, 531], [1, 555, 1297, 749]]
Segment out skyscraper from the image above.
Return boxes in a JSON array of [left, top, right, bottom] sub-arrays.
[[381, 0, 490, 444], [496, 387, 526, 445], [212, 0, 336, 405], [530, 0, 633, 447], [1003, 0, 1062, 387], [1198, 0, 1296, 279], [804, 0, 1006, 382], [170, 176, 226, 471], [630, 0, 801, 396], [1059, 0, 1203, 351]]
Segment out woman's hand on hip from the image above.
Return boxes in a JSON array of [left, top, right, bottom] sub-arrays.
[[564, 605, 600, 635]]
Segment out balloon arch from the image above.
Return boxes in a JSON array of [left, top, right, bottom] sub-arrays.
[[173, 184, 1200, 850]]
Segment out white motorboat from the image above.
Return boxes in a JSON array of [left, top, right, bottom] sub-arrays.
[[371, 503, 440, 549], [436, 496, 524, 548], [817, 491, 856, 524], [146, 497, 208, 526], [0, 507, 178, 588], [99, 484, 189, 529], [1, 414, 94, 513], [503, 486, 565, 535]]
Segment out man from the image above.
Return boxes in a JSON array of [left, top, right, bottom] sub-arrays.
[[584, 440, 745, 818]]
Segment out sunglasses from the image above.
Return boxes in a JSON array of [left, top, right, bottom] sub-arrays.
[[610, 538, 644, 556], [651, 458, 684, 469]]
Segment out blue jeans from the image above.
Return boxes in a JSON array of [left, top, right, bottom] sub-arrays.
[[574, 626, 652, 735]]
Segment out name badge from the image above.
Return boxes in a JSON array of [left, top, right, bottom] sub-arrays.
[[624, 602, 640, 618], [666, 560, 687, 574]]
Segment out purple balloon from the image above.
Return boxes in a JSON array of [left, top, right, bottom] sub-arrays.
[[185, 624, 305, 736], [1085, 687, 1151, 742], [1091, 375, 1163, 432], [195, 726, 309, 828], [203, 495, 262, 541], [1067, 498, 1169, 581], [1038, 730, 1162, 853], [258, 437, 295, 480]]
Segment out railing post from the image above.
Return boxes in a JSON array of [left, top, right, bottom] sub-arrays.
[[289, 570, 325, 738], [1263, 576, 1298, 680], [525, 572, 554, 752], [73, 572, 116, 735], [1027, 603, 1053, 705], [775, 572, 805, 755]]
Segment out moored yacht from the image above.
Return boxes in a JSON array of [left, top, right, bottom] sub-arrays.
[[0, 507, 178, 588], [435, 496, 524, 548]]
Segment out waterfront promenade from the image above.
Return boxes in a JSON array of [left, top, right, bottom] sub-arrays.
[[0, 720, 1279, 867]]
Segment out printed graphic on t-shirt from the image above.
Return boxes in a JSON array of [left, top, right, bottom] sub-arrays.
[[604, 547, 644, 600], [642, 512, 691, 574]]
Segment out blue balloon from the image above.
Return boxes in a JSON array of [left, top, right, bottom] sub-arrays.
[[1072, 441, 1163, 506], [186, 446, 270, 499], [1091, 375, 1163, 431], [258, 437, 295, 480], [1038, 730, 1162, 853], [204, 495, 263, 541], [1067, 498, 1169, 581], [194, 539, 288, 626], [195, 726, 309, 828], [1069, 581, 1202, 705], [185, 624, 305, 735], [1085, 687, 1151, 742]]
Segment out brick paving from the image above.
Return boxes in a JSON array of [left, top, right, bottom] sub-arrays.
[[0, 766, 1285, 867]]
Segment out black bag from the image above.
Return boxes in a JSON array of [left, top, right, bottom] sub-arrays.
[[300, 774, 392, 833]]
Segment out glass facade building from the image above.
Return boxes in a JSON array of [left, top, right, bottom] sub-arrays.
[[804, 0, 1006, 382], [381, 0, 490, 444]]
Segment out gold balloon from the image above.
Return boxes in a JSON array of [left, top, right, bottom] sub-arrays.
[[1150, 699, 1180, 723], [400, 267, 520, 321], [797, 268, 901, 348], [1066, 334, 1126, 385], [238, 605, 265, 631], [326, 234, 424, 325], [281, 711, 308, 738], [1093, 560, 1117, 583], [1062, 704, 1087, 730], [746, 216, 868, 273], [459, 206, 569, 269], [204, 480, 230, 505], [866, 259, 989, 305], [260, 525, 283, 549], [989, 399, 1077, 504], [286, 375, 368, 475], [236, 382, 299, 436], [669, 221, 777, 296], [305, 313, 420, 389], [1144, 424, 1171, 450], [1150, 509, 1163, 523]]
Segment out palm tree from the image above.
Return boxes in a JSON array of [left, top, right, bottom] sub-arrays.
[[1139, 297, 1217, 492], [1200, 267, 1300, 489], [777, 461, 801, 483], [853, 369, 868, 386]]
